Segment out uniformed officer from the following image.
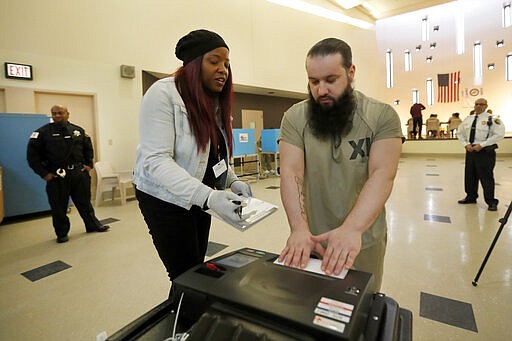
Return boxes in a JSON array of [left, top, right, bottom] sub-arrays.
[[27, 105, 109, 243], [457, 98, 505, 211]]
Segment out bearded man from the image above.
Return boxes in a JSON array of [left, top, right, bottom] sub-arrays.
[[277, 38, 403, 292]]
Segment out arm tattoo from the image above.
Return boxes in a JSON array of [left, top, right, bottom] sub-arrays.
[[294, 176, 307, 222]]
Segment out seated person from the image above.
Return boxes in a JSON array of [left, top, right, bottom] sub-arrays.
[[447, 112, 462, 138], [426, 114, 441, 138]]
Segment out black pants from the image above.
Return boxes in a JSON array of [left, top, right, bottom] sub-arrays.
[[412, 117, 423, 137], [135, 188, 211, 301], [464, 149, 498, 206], [46, 169, 102, 237]]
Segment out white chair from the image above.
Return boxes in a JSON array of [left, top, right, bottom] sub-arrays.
[[94, 161, 133, 207]]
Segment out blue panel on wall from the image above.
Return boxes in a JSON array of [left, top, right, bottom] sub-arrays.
[[261, 129, 280, 153], [0, 113, 51, 217], [232, 129, 256, 156]]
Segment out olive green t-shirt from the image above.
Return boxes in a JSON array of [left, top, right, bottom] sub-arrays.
[[279, 90, 402, 249]]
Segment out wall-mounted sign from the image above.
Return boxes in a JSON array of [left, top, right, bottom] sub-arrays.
[[4, 62, 33, 80]]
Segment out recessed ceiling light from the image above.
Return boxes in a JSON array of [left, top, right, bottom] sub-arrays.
[[335, 0, 362, 10], [266, 0, 373, 29]]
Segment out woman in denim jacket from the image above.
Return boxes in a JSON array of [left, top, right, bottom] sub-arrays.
[[133, 29, 251, 304]]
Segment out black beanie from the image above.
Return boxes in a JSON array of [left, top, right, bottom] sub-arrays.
[[175, 29, 229, 65]]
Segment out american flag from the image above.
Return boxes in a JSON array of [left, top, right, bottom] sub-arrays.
[[437, 71, 460, 103]]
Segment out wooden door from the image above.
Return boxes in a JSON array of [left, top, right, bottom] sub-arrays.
[[241, 109, 263, 142], [241, 110, 263, 174]]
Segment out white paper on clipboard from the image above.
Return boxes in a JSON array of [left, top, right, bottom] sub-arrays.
[[208, 197, 278, 231]]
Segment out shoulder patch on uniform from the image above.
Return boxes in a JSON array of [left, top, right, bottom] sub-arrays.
[[494, 118, 502, 125], [30, 132, 39, 139], [73, 130, 81, 137]]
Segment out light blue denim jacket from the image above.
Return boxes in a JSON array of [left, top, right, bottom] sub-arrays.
[[133, 77, 238, 209]]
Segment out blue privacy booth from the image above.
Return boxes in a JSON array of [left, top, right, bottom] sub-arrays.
[[232, 128, 258, 179], [261, 129, 280, 153], [0, 113, 51, 217], [260, 129, 280, 176], [232, 128, 256, 156]]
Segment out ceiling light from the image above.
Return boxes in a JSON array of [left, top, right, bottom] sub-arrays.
[[433, 25, 440, 31], [335, 0, 363, 10], [426, 56, 433, 63], [362, 2, 381, 18], [496, 40, 504, 47], [421, 17, 429, 41], [430, 42, 437, 49], [393, 99, 400, 105], [416, 45, 422, 51], [487, 63, 496, 70], [266, 0, 373, 29]]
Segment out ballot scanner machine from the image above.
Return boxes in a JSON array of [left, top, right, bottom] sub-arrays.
[[108, 248, 412, 341]]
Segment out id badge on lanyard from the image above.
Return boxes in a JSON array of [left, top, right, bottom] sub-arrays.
[[212, 158, 227, 178]]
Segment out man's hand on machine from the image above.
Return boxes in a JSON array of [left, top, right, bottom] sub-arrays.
[[278, 230, 324, 269], [311, 227, 362, 276]]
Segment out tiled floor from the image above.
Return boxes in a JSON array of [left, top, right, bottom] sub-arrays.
[[1, 155, 511, 340]]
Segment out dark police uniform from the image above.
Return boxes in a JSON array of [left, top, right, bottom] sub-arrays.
[[457, 112, 505, 207], [27, 121, 106, 238]]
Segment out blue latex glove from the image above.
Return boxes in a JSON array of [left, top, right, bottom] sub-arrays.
[[230, 180, 252, 197]]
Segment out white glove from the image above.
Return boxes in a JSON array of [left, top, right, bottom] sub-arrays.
[[207, 190, 244, 227], [230, 180, 252, 198]]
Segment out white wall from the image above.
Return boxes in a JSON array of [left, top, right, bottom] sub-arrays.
[[376, 0, 512, 135], [0, 0, 381, 170]]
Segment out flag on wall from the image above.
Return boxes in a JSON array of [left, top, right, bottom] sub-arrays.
[[461, 87, 484, 107], [437, 71, 460, 103]]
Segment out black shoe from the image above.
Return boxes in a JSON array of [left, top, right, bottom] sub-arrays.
[[458, 198, 477, 204], [57, 236, 69, 243], [86, 225, 110, 233], [488, 204, 498, 211]]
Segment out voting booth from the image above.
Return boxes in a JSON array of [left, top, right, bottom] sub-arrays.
[[261, 129, 280, 153], [108, 248, 412, 341], [232, 128, 256, 156], [232, 129, 259, 179], [260, 129, 280, 175]]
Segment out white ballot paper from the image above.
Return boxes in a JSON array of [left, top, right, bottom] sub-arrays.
[[209, 197, 278, 231], [273, 258, 349, 279]]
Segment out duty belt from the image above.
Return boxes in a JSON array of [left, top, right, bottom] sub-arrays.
[[56, 163, 83, 178], [65, 163, 83, 170]]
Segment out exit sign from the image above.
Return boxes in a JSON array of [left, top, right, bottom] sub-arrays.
[[4, 62, 33, 80]]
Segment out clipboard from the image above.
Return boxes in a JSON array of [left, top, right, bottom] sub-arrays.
[[209, 197, 278, 231]]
